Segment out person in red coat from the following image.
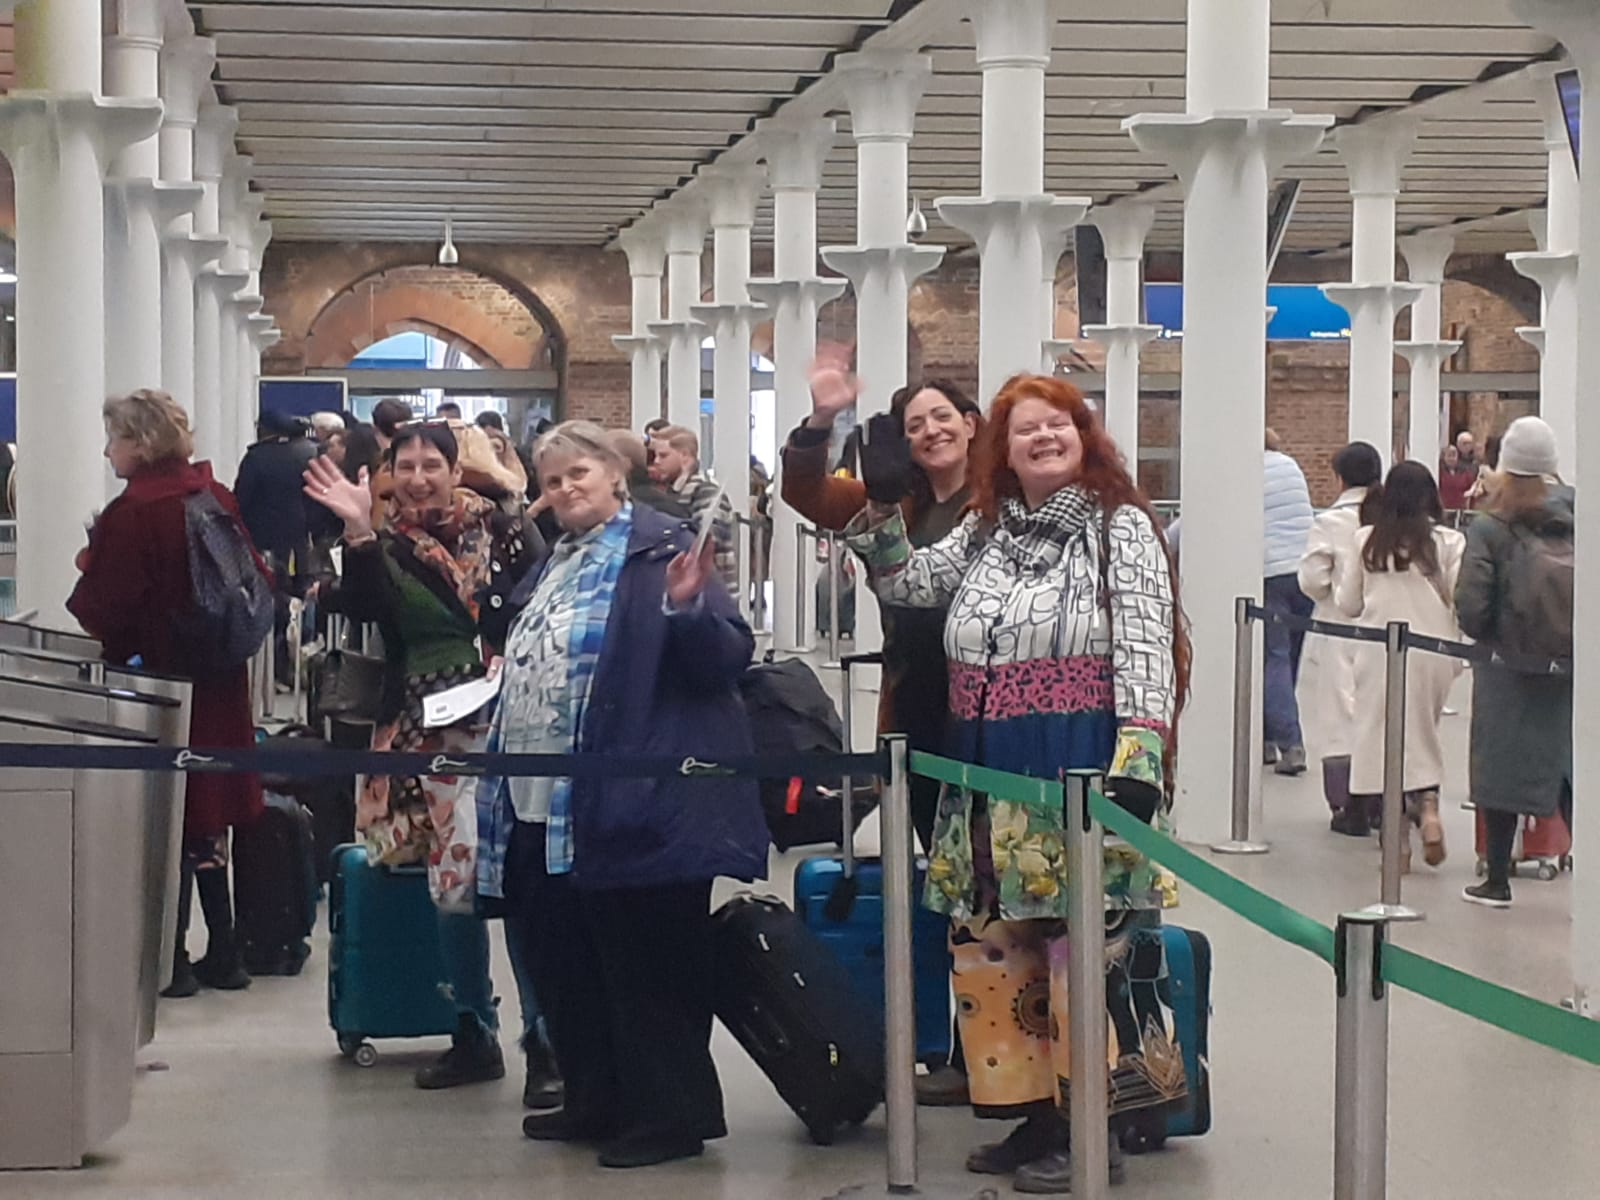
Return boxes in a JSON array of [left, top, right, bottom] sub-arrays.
[[68, 389, 267, 997]]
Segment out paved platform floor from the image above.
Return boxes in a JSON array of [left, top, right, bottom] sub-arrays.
[[6, 672, 1598, 1199]]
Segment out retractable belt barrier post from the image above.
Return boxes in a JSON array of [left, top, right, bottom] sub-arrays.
[[1214, 596, 1268, 855], [1065, 770, 1110, 1200], [795, 525, 819, 649], [1333, 911, 1395, 1200], [879, 734, 918, 1194], [825, 535, 843, 667], [1374, 622, 1422, 921]]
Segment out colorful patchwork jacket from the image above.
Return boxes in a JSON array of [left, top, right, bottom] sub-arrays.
[[846, 486, 1177, 921]]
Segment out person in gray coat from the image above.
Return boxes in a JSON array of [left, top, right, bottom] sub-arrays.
[[1455, 417, 1574, 909]]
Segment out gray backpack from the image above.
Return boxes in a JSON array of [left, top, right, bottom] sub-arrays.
[[1502, 522, 1574, 665]]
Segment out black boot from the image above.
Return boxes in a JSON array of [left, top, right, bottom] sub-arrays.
[[192, 866, 251, 990], [415, 1014, 505, 1090], [160, 862, 201, 999], [522, 1032, 565, 1110]]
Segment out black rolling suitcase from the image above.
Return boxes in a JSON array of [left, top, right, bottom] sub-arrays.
[[259, 727, 359, 886], [234, 792, 319, 976], [710, 894, 884, 1145]]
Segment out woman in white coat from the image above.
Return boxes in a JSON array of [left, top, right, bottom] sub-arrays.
[[1335, 462, 1465, 870], [1297, 442, 1383, 835]]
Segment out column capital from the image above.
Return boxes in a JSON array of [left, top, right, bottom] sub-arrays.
[[612, 332, 663, 355], [163, 229, 229, 269], [1517, 326, 1548, 355], [0, 93, 163, 169], [690, 300, 768, 335], [1320, 280, 1424, 317], [1126, 110, 1333, 185], [152, 178, 204, 224], [158, 35, 216, 129], [1394, 339, 1464, 366], [617, 220, 666, 277], [658, 202, 708, 256], [935, 195, 1091, 251], [754, 116, 836, 193], [1090, 202, 1157, 261], [247, 216, 273, 266], [963, 0, 1055, 71], [747, 277, 849, 310], [819, 243, 945, 289], [1507, 249, 1580, 291], [1081, 324, 1162, 350], [1333, 119, 1418, 198], [194, 98, 238, 182], [1397, 229, 1455, 283], [105, 0, 167, 41], [833, 50, 934, 143], [699, 163, 766, 229]]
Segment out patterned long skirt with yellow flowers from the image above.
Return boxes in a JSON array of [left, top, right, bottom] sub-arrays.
[[951, 910, 1189, 1119]]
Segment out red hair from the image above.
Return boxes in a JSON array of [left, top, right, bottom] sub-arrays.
[[972, 373, 1192, 791]]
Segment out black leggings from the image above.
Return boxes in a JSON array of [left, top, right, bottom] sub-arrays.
[[1482, 787, 1574, 887]]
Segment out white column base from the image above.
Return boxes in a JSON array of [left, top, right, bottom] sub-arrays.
[[1320, 281, 1424, 461]]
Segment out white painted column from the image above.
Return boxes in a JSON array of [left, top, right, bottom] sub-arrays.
[[1126, 0, 1330, 845], [1082, 203, 1161, 465], [649, 199, 709, 432], [192, 98, 246, 470], [1509, 63, 1582, 485], [234, 216, 272, 471], [821, 51, 946, 655], [935, 0, 1091, 403], [156, 33, 216, 428], [749, 117, 847, 653], [692, 164, 768, 501], [0, 0, 162, 620], [102, 0, 164, 421], [1509, 0, 1600, 1018], [612, 221, 666, 431], [1321, 122, 1423, 469], [1395, 230, 1463, 466]]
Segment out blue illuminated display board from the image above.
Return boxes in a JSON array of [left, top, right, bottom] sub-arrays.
[[1144, 282, 1352, 341], [259, 378, 349, 422]]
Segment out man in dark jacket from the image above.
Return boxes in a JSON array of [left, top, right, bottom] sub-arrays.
[[236, 410, 319, 677]]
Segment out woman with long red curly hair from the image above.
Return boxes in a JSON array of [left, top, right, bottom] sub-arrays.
[[845, 373, 1189, 1192]]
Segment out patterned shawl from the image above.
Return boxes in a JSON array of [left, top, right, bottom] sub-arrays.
[[384, 488, 497, 620]]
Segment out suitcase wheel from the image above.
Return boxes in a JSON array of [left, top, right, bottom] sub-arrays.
[[805, 1118, 838, 1146], [338, 1035, 378, 1068], [1118, 1115, 1168, 1156], [1537, 861, 1559, 882]]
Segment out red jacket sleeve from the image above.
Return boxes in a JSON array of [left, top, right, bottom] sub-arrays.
[[66, 498, 153, 660]]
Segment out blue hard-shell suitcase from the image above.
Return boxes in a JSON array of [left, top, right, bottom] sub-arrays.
[[1121, 924, 1212, 1152], [327, 844, 458, 1066], [794, 856, 953, 1066]]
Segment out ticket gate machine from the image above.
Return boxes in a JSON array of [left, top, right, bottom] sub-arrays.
[[0, 710, 163, 1169]]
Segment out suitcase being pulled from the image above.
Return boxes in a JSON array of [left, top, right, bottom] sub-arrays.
[[327, 843, 458, 1066], [1474, 807, 1573, 882], [711, 894, 885, 1145]]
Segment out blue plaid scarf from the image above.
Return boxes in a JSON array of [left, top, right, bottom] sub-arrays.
[[476, 505, 632, 897]]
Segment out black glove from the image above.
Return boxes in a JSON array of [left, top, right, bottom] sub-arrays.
[[1104, 777, 1161, 825], [858, 413, 913, 506]]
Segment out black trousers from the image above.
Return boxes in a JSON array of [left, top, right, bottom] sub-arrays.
[[504, 821, 725, 1144]]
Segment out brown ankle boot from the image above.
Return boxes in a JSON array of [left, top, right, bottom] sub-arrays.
[[1418, 790, 1447, 867]]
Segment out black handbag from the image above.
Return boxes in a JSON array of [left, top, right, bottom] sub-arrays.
[[314, 647, 386, 722]]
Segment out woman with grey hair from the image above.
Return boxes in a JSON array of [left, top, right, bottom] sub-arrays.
[[478, 420, 769, 1169]]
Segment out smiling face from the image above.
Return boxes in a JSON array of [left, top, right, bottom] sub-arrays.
[[542, 450, 625, 533], [902, 387, 977, 477], [1006, 395, 1084, 507], [391, 437, 462, 511]]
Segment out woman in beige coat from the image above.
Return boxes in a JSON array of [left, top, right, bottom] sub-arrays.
[[1335, 462, 1465, 870], [1297, 442, 1383, 835]]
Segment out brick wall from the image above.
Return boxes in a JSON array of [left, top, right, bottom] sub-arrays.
[[261, 242, 1545, 489]]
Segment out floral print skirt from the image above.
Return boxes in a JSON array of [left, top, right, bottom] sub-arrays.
[[357, 664, 482, 870]]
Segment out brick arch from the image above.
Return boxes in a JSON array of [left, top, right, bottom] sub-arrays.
[[366, 318, 499, 370], [1445, 253, 1541, 325], [304, 266, 559, 370]]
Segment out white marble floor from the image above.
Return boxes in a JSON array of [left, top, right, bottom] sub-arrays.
[[6, 670, 1598, 1200]]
